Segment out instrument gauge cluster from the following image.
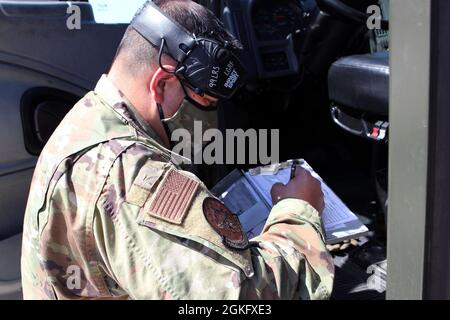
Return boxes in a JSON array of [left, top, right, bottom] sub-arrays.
[[253, 1, 305, 41], [220, 0, 317, 79]]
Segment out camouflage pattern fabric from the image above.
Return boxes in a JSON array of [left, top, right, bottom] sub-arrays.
[[21, 75, 334, 300]]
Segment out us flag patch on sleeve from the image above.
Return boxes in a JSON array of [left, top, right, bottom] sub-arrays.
[[148, 169, 200, 225]]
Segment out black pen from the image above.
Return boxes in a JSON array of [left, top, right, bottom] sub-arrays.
[[290, 160, 300, 180]]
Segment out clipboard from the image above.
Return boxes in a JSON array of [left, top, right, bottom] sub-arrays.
[[211, 159, 370, 244]]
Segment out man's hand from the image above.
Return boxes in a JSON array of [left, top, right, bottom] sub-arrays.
[[271, 167, 325, 214]]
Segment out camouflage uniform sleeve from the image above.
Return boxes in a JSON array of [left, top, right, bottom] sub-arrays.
[[93, 145, 253, 299], [92, 144, 333, 299], [240, 198, 335, 299], [92, 145, 175, 299]]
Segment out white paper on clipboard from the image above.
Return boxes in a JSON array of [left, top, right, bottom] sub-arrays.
[[214, 160, 369, 244]]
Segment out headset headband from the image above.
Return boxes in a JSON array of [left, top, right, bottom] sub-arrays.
[[132, 2, 196, 63]]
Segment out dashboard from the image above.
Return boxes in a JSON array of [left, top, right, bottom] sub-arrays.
[[220, 0, 318, 80], [253, 1, 305, 41]]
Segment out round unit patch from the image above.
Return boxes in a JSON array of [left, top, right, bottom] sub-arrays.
[[202, 197, 249, 250]]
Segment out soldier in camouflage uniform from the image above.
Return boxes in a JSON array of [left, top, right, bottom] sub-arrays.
[[21, 0, 334, 299]]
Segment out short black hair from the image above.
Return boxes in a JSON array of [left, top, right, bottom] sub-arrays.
[[113, 0, 242, 77]]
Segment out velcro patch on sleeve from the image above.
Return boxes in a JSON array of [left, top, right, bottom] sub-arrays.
[[147, 169, 200, 225], [133, 165, 165, 190], [126, 162, 167, 207], [203, 197, 249, 250]]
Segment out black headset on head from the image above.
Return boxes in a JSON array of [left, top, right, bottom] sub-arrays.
[[131, 1, 247, 100]]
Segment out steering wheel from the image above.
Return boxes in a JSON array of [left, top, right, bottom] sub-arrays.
[[316, 0, 389, 30]]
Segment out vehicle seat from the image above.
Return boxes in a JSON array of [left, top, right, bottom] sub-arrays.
[[328, 52, 389, 142]]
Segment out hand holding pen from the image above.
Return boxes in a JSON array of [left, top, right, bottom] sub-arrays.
[[271, 160, 325, 214]]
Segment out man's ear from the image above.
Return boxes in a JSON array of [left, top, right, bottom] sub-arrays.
[[149, 65, 177, 104]]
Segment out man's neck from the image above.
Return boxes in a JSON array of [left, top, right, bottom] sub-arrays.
[[106, 71, 171, 148]]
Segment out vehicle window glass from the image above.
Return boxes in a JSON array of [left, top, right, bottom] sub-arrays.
[[89, 0, 147, 24]]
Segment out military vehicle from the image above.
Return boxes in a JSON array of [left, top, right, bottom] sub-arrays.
[[0, 0, 447, 300]]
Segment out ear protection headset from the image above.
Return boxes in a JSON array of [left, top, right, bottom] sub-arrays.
[[131, 1, 247, 99]]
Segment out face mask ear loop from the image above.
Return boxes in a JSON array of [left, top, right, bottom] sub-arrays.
[[157, 102, 166, 120], [157, 103, 174, 149]]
